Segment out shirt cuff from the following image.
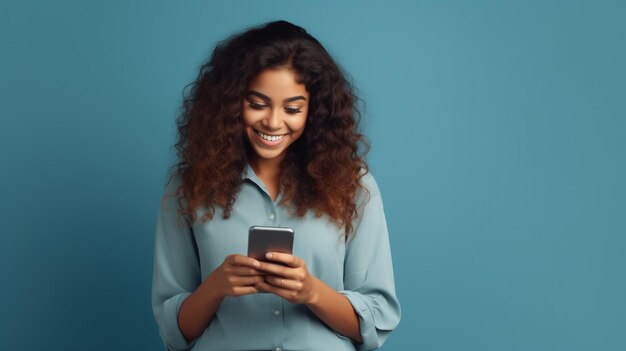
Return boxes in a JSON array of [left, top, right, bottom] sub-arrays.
[[340, 290, 378, 351], [160, 292, 196, 351]]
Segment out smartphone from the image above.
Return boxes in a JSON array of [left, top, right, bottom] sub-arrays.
[[247, 225, 294, 262]]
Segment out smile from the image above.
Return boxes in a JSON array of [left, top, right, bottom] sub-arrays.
[[254, 130, 287, 142]]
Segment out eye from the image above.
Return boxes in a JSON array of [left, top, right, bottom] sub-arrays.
[[248, 102, 266, 110], [284, 107, 302, 115]]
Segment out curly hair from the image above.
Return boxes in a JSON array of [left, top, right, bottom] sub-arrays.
[[167, 20, 369, 239]]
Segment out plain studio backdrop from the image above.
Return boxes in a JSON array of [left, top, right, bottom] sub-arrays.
[[1, 1, 624, 350]]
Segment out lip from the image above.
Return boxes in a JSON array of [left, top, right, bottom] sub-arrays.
[[253, 129, 288, 148]]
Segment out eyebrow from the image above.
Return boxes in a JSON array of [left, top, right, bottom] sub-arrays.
[[246, 90, 307, 103]]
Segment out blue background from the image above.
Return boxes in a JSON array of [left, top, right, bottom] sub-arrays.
[[1, 1, 624, 350]]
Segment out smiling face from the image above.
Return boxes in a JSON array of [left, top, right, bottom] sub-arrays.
[[242, 68, 309, 165]]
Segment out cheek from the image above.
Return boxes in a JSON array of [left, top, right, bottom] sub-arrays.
[[288, 111, 308, 134], [294, 116, 308, 135], [241, 110, 257, 127]]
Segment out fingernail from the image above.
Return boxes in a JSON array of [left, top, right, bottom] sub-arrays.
[[253, 260, 260, 267], [266, 252, 272, 259]]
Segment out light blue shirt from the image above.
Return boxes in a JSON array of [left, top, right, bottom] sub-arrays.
[[151, 164, 401, 351]]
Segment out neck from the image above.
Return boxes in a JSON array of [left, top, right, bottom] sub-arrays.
[[249, 154, 283, 179]]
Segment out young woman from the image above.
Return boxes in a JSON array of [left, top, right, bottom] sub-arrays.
[[151, 20, 400, 351]]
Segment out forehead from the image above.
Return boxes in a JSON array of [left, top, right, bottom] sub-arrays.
[[247, 68, 309, 98]]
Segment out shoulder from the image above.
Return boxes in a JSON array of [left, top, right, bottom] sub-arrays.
[[160, 172, 188, 211], [163, 172, 184, 197], [355, 168, 382, 208], [359, 169, 381, 197]]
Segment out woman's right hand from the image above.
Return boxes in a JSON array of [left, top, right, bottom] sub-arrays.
[[206, 254, 265, 298], [178, 254, 263, 341]]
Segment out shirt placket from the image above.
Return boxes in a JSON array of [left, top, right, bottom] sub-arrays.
[[264, 193, 284, 350]]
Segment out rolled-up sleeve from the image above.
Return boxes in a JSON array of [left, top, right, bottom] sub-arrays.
[[339, 179, 401, 350], [151, 178, 201, 351]]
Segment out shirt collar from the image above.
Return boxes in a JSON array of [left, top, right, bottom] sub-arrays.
[[242, 162, 254, 181], [242, 162, 266, 192], [242, 162, 280, 203]]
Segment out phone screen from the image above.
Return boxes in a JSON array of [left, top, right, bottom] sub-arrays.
[[247, 226, 294, 262]]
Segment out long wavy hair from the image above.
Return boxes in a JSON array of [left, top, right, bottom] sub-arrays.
[[167, 20, 369, 239]]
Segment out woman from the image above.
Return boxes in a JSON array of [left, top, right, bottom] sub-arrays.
[[152, 20, 400, 351]]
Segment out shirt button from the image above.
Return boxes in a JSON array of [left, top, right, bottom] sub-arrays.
[[273, 309, 281, 316], [268, 213, 275, 220]]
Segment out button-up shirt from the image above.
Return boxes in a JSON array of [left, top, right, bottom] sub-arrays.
[[151, 164, 401, 350]]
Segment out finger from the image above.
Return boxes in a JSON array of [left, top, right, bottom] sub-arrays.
[[265, 252, 302, 268], [255, 281, 297, 300], [232, 286, 259, 296], [256, 261, 292, 278], [229, 275, 264, 286], [229, 254, 261, 268], [264, 275, 302, 291], [228, 266, 265, 276]]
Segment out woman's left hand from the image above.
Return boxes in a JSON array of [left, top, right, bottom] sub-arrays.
[[255, 252, 320, 304]]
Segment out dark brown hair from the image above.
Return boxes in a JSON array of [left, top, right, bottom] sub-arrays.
[[167, 20, 369, 238]]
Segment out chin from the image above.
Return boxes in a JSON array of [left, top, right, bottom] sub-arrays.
[[251, 146, 287, 160]]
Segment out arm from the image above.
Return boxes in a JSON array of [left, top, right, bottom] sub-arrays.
[[152, 178, 265, 348], [254, 175, 400, 349], [176, 277, 224, 342], [305, 276, 363, 343], [338, 192, 401, 350], [253, 253, 362, 343], [178, 255, 264, 341], [151, 178, 202, 351]]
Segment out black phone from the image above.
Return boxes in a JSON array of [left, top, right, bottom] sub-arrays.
[[247, 225, 294, 262]]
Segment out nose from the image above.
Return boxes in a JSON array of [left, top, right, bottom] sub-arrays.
[[262, 107, 283, 131]]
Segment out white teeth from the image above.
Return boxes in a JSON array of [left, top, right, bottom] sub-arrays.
[[256, 130, 285, 142]]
